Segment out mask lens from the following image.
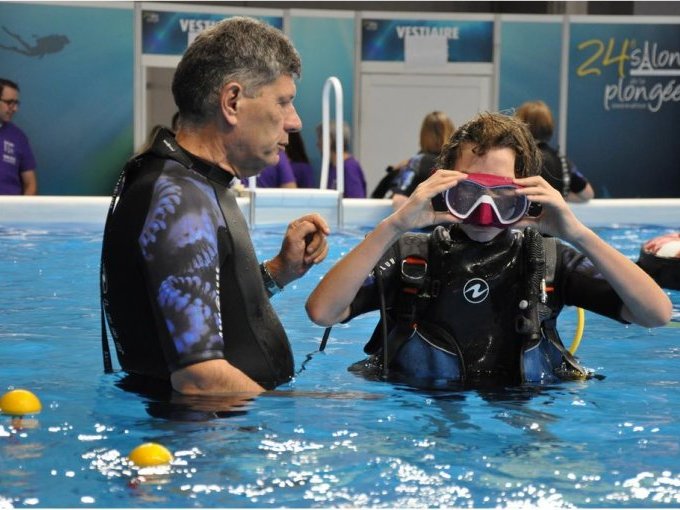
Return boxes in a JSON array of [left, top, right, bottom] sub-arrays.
[[444, 180, 484, 217], [487, 187, 527, 223]]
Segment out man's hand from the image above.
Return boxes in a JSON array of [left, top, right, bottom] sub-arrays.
[[268, 213, 331, 286]]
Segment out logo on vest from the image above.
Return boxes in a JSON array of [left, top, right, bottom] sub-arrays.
[[463, 278, 489, 304]]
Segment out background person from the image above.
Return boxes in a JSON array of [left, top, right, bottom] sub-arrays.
[[316, 121, 367, 198], [0, 78, 37, 195], [306, 112, 671, 388], [101, 16, 330, 397], [286, 131, 315, 188], [243, 148, 297, 188], [373, 111, 454, 210], [515, 100, 594, 202]]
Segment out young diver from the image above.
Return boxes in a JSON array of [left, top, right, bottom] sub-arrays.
[[305, 112, 672, 388]]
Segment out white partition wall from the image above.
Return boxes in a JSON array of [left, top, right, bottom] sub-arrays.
[[356, 12, 496, 195], [359, 73, 491, 193]]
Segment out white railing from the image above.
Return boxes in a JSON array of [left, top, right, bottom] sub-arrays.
[[1, 196, 678, 229], [319, 76, 344, 196]]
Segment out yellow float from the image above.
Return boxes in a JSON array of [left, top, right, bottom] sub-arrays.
[[128, 442, 173, 467], [0, 389, 42, 416]]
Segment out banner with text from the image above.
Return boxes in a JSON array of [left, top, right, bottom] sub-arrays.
[[142, 10, 283, 56], [361, 18, 493, 63], [568, 22, 680, 197]]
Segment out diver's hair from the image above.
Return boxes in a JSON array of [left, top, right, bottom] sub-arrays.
[[420, 111, 455, 154], [436, 112, 542, 178], [172, 16, 301, 125], [316, 121, 351, 152], [514, 100, 554, 142], [0, 78, 19, 97]]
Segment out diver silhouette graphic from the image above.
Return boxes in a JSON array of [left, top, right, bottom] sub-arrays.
[[463, 278, 489, 304], [0, 26, 69, 58]]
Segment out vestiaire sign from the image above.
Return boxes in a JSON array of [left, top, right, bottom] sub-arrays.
[[141, 10, 283, 56], [361, 18, 493, 63]]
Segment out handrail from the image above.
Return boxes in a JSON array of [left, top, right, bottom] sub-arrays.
[[319, 76, 344, 196]]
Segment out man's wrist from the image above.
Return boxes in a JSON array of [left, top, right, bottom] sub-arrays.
[[261, 260, 283, 296]]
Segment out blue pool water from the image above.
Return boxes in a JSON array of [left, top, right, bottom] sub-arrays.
[[1, 222, 679, 508]]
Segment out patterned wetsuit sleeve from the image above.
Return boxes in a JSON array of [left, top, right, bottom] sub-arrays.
[[345, 242, 402, 321], [138, 173, 225, 370], [555, 242, 628, 323]]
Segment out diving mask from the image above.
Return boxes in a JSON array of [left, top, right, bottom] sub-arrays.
[[443, 173, 529, 228]]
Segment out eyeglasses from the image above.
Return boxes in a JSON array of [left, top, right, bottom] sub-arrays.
[[0, 99, 20, 107]]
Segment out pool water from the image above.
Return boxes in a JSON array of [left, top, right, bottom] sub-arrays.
[[1, 223, 679, 508]]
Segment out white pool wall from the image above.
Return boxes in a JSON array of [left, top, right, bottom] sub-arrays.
[[0, 194, 678, 228]]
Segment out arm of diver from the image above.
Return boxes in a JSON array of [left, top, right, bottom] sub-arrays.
[[306, 170, 459, 327], [515, 175, 671, 328]]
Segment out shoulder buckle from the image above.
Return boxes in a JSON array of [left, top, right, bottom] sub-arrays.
[[401, 256, 427, 285]]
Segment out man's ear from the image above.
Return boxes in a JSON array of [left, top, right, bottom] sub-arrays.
[[221, 82, 243, 125]]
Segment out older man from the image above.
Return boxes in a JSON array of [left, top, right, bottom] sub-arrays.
[[101, 17, 329, 396]]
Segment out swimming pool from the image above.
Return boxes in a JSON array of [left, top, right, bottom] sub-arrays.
[[1, 215, 680, 507]]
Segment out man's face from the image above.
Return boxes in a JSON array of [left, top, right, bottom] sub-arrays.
[[230, 74, 302, 178], [0, 86, 20, 123]]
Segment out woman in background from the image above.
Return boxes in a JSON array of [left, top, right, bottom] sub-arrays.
[[515, 100, 594, 202], [374, 111, 454, 210]]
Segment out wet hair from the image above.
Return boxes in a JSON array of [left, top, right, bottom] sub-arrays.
[[514, 100, 554, 142], [436, 112, 542, 178], [286, 131, 310, 164], [419, 111, 455, 154], [316, 121, 351, 152], [0, 78, 19, 97], [172, 16, 301, 126]]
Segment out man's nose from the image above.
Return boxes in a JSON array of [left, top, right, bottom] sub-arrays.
[[285, 107, 302, 133]]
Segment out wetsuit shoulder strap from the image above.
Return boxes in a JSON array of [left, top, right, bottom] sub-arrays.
[[398, 232, 431, 293], [539, 235, 591, 379], [395, 232, 440, 326], [398, 232, 441, 298], [543, 235, 557, 287]]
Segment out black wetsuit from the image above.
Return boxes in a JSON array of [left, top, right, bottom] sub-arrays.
[[347, 225, 626, 386], [391, 152, 438, 198], [539, 141, 589, 198], [101, 129, 293, 389]]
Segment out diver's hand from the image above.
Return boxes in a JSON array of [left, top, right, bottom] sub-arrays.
[[388, 169, 460, 232], [269, 213, 331, 286], [513, 175, 588, 242]]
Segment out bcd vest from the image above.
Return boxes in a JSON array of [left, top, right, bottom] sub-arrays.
[[364, 225, 589, 387]]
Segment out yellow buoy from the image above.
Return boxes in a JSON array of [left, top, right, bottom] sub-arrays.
[[128, 442, 173, 467], [0, 389, 42, 416]]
